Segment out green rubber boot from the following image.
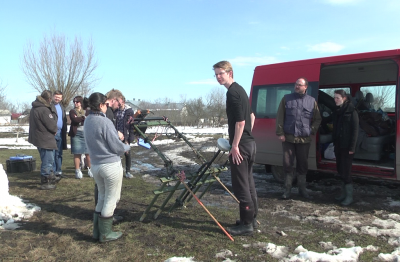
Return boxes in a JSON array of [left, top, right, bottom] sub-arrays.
[[98, 215, 123, 243], [341, 184, 353, 206], [335, 183, 346, 201], [92, 212, 100, 240], [298, 175, 313, 199]]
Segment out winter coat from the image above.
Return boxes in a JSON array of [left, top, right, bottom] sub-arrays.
[[332, 101, 359, 152], [114, 105, 135, 144], [68, 109, 87, 137], [28, 96, 58, 150]]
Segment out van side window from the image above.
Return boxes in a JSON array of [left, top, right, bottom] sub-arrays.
[[360, 85, 395, 112], [251, 84, 292, 118]]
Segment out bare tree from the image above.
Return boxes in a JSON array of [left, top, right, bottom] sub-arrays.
[[185, 97, 205, 128], [21, 32, 98, 107], [205, 87, 226, 127], [0, 79, 9, 110]]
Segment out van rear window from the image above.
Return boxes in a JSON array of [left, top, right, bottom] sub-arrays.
[[359, 85, 395, 112]]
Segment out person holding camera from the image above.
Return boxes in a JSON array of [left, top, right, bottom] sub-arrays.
[[84, 92, 130, 242], [69, 95, 93, 179]]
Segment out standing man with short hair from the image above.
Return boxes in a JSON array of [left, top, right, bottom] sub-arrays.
[[29, 90, 58, 190], [52, 91, 67, 178], [114, 96, 135, 179], [213, 60, 258, 236], [276, 77, 321, 200]]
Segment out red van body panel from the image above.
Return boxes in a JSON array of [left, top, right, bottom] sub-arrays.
[[250, 49, 400, 181]]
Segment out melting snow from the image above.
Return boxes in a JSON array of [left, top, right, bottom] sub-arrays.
[[0, 164, 41, 230]]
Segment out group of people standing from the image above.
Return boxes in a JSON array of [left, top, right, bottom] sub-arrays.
[[275, 78, 358, 206], [27, 61, 359, 241], [212, 61, 358, 236], [29, 88, 135, 242]]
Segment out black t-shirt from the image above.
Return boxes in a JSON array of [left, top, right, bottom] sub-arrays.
[[226, 82, 254, 145]]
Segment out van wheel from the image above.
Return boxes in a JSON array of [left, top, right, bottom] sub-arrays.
[[271, 166, 285, 183]]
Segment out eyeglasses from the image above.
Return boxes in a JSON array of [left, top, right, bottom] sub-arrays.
[[214, 71, 228, 77], [295, 84, 306, 87]]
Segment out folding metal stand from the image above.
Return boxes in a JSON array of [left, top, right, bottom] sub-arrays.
[[130, 116, 228, 222]]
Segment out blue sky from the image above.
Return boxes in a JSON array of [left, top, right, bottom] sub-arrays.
[[1, 0, 400, 106]]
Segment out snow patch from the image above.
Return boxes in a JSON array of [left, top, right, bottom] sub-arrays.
[[0, 164, 41, 230]]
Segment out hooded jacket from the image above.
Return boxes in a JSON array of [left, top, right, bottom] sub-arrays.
[[28, 96, 58, 150]]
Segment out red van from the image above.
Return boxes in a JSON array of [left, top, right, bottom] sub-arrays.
[[250, 49, 399, 182]]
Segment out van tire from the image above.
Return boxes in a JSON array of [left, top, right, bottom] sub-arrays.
[[271, 166, 297, 184]]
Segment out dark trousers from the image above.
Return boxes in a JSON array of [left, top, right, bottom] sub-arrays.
[[334, 147, 354, 184], [124, 150, 131, 172], [282, 141, 311, 176], [230, 141, 258, 224]]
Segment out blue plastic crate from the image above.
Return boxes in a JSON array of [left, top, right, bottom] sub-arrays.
[[10, 155, 33, 161]]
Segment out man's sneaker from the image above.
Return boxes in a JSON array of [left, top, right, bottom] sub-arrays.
[[75, 170, 83, 179], [88, 168, 93, 178], [125, 172, 133, 179]]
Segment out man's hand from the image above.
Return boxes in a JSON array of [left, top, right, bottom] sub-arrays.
[[229, 145, 243, 165], [278, 135, 285, 142], [118, 131, 124, 141]]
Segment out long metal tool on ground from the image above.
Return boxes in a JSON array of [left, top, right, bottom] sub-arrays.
[[177, 170, 234, 241]]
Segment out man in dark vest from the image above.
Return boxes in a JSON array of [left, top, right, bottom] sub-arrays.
[[276, 77, 321, 200], [213, 60, 258, 236]]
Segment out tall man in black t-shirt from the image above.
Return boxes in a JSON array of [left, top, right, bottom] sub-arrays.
[[213, 61, 258, 236]]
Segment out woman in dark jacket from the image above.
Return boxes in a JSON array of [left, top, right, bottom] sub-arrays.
[[69, 96, 92, 179], [332, 89, 359, 206]]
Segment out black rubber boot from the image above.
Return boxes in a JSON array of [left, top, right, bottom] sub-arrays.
[[40, 175, 56, 190], [341, 184, 353, 206], [92, 212, 100, 240], [227, 223, 254, 236], [335, 183, 346, 201], [298, 175, 313, 199], [235, 219, 258, 229], [281, 173, 294, 199], [98, 215, 123, 243]]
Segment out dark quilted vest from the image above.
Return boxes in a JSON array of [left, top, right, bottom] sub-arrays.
[[283, 93, 315, 137]]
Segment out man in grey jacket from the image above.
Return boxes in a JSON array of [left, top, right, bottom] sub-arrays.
[[28, 90, 59, 190]]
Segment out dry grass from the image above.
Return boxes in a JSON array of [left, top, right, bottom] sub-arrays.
[[0, 144, 395, 261]]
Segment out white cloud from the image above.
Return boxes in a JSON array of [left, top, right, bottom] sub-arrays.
[[280, 46, 290, 50], [187, 79, 217, 85], [323, 0, 363, 5], [229, 56, 279, 66], [307, 42, 345, 53]]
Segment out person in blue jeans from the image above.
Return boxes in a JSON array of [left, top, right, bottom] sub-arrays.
[[52, 91, 67, 176], [28, 90, 59, 190]]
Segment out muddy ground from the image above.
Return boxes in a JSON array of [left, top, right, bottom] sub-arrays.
[[132, 134, 400, 260]]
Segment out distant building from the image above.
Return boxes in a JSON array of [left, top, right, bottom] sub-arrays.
[[0, 110, 11, 125]]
